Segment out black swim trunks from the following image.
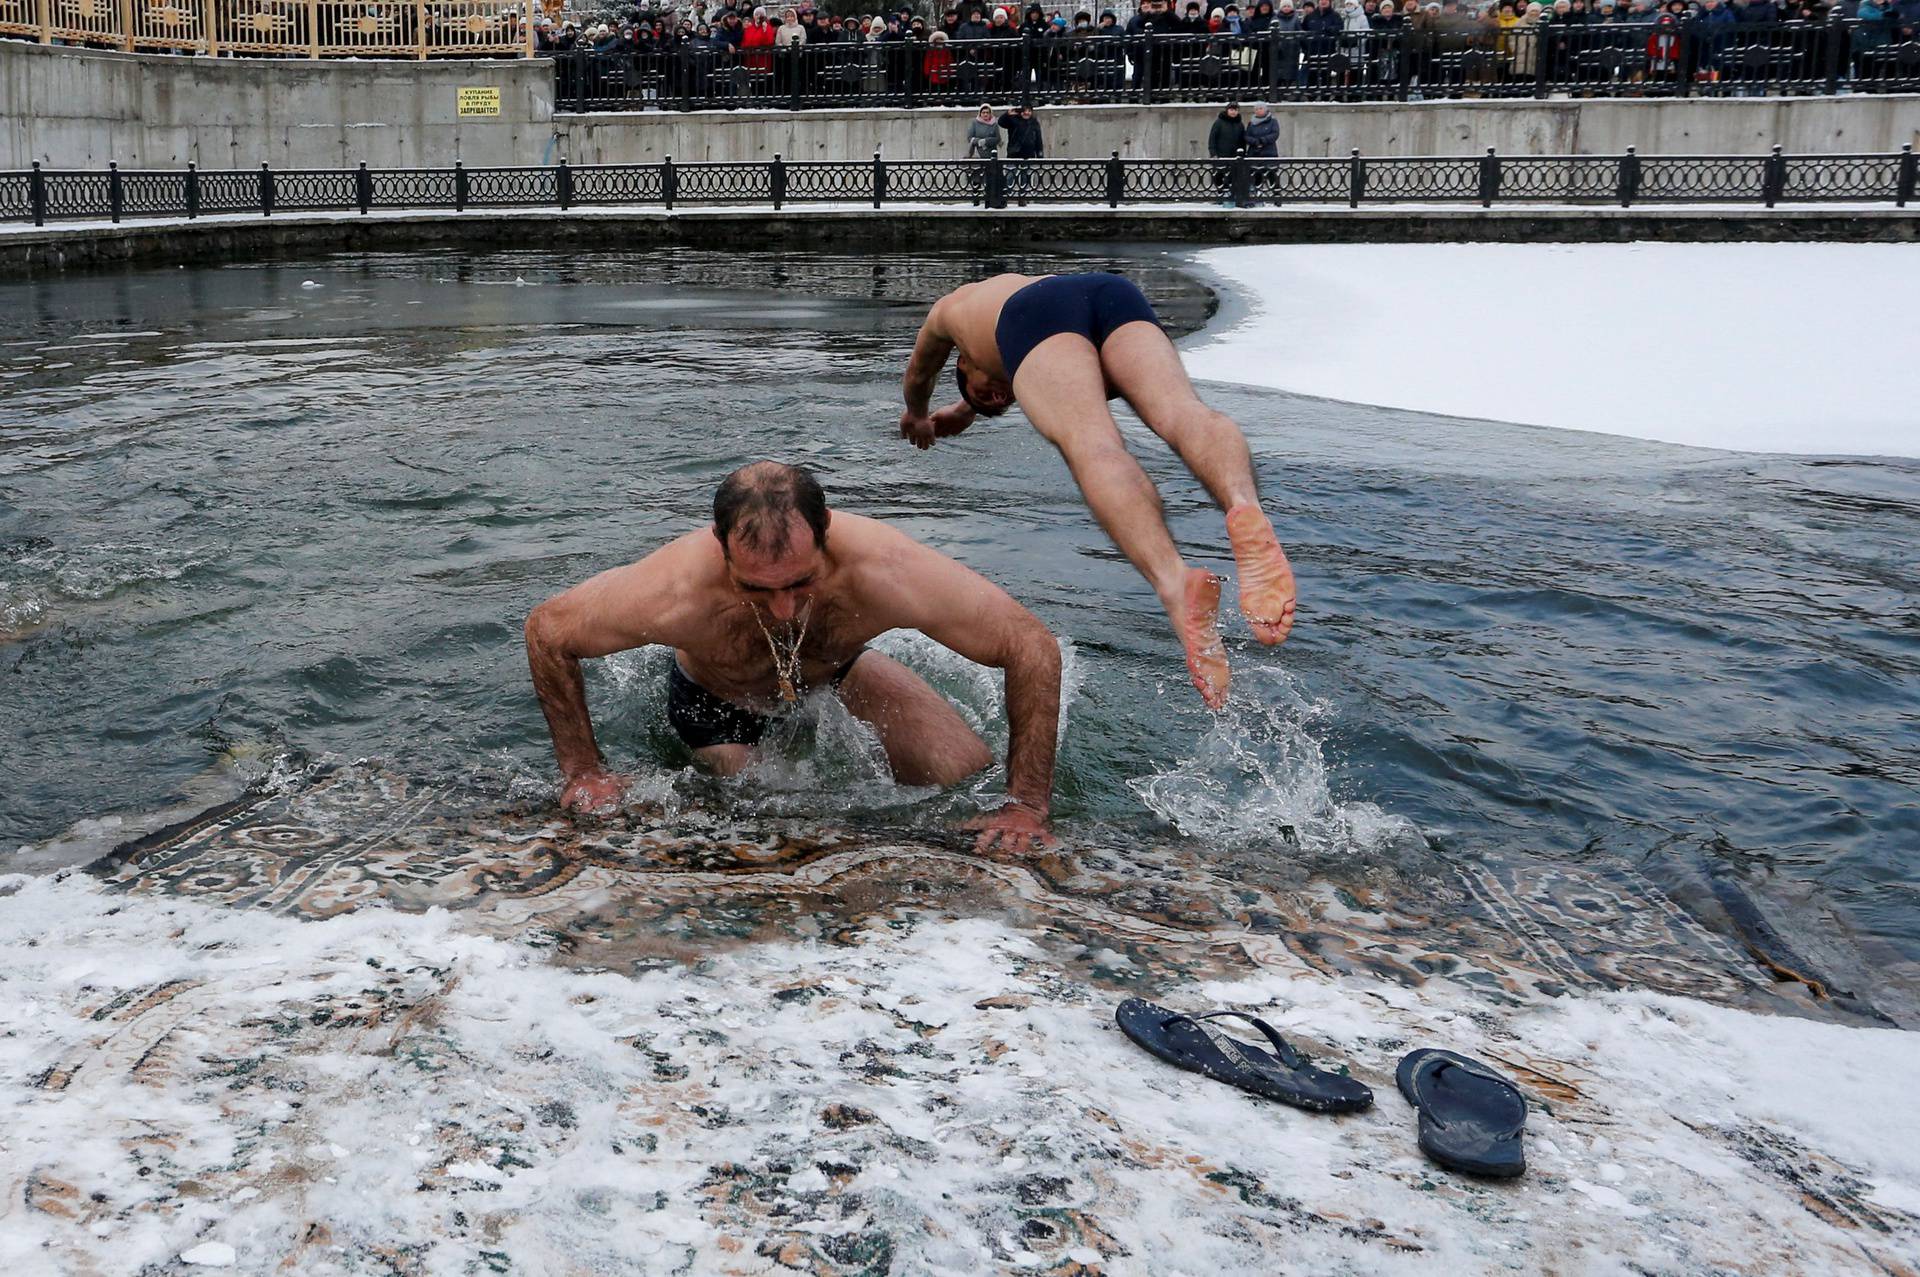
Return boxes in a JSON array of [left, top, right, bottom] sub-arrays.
[[666, 651, 868, 751], [994, 273, 1162, 385]]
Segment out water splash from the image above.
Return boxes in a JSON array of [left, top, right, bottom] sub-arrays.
[[582, 631, 1081, 824], [1128, 663, 1419, 857]]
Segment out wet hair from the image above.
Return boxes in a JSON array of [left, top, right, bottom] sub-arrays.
[[955, 364, 1008, 417], [712, 461, 829, 558]]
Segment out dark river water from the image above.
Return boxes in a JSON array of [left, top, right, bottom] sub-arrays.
[[2, 247, 1916, 1014]]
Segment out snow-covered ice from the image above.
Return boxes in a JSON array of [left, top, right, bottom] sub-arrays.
[[1184, 243, 1920, 458]]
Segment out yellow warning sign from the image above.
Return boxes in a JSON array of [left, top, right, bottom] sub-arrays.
[[457, 87, 502, 117]]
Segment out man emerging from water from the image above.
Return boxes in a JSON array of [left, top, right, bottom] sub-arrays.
[[524, 462, 1061, 852], [897, 272, 1296, 709]]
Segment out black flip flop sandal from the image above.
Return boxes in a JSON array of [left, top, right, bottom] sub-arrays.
[[1116, 998, 1374, 1114], [1396, 1048, 1528, 1178]]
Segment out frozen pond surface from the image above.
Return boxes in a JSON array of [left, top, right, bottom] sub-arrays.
[[1184, 242, 1920, 458]]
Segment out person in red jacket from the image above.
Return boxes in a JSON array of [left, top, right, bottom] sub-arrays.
[[742, 6, 777, 70], [1644, 12, 1682, 79], [924, 29, 958, 84]]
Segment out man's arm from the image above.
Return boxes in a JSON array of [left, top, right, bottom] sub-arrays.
[[524, 550, 687, 811], [869, 531, 1061, 849], [900, 295, 979, 448]]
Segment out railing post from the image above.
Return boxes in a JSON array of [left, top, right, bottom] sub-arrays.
[[1822, 10, 1845, 96], [872, 149, 885, 209], [771, 153, 786, 211], [356, 161, 371, 215], [454, 160, 467, 211], [1348, 147, 1363, 208], [1677, 23, 1693, 97], [307, 0, 319, 58], [1232, 147, 1251, 208], [986, 153, 1006, 209], [29, 161, 46, 227], [1533, 25, 1550, 98], [1267, 28, 1282, 97], [1618, 145, 1639, 207], [788, 46, 802, 111], [35, 0, 50, 45], [259, 162, 274, 217], [663, 155, 676, 211], [204, 0, 218, 58], [557, 159, 572, 209], [1898, 144, 1917, 207], [1478, 146, 1500, 207], [1140, 29, 1156, 105], [1021, 30, 1035, 108], [1763, 143, 1785, 207], [185, 161, 199, 219], [1107, 150, 1123, 207], [108, 162, 123, 223]]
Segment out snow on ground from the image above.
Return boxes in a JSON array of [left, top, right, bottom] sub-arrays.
[[1183, 243, 1920, 458], [2, 872, 1917, 1274]]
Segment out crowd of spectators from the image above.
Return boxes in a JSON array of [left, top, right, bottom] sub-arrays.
[[542, 0, 1919, 103]]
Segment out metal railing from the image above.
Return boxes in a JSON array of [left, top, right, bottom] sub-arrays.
[[552, 21, 1920, 112], [5, 147, 1916, 224], [0, 0, 532, 56]]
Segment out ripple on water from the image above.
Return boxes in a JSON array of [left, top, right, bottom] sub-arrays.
[[0, 246, 1916, 999]]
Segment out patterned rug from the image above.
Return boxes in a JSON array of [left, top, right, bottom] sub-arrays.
[[1, 763, 1914, 1275], [86, 764, 1786, 1010]]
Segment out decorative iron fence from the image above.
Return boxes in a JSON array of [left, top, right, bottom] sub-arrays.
[[4, 147, 1916, 225], [0, 0, 532, 56], [553, 21, 1920, 112]]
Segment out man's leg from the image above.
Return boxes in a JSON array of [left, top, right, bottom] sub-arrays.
[[834, 651, 994, 785], [1098, 320, 1297, 646], [1012, 332, 1230, 708], [692, 744, 755, 776]]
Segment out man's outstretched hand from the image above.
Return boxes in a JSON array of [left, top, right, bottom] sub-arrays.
[[559, 767, 628, 816], [899, 409, 937, 450], [899, 403, 976, 451], [966, 802, 1055, 855]]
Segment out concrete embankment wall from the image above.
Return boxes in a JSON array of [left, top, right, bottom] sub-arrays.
[[0, 42, 554, 169], [5, 40, 1918, 170], [561, 94, 1920, 164]]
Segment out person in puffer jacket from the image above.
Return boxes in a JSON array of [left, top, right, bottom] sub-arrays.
[[1243, 102, 1279, 200]]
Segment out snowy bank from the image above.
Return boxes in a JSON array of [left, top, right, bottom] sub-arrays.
[[1184, 243, 1920, 458], [2, 871, 1916, 1275]]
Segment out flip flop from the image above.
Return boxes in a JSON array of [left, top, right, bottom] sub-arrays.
[[1116, 999, 1374, 1115], [1395, 1048, 1528, 1178]]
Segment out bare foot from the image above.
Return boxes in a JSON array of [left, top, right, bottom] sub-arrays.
[[1226, 504, 1297, 646], [1181, 568, 1231, 711]]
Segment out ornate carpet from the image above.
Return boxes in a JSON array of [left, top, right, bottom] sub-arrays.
[[2, 763, 1914, 1275]]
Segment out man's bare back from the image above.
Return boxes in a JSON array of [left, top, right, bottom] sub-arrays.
[[525, 463, 1062, 853], [916, 273, 1038, 386]]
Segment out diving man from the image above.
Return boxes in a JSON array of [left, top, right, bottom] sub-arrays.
[[897, 272, 1295, 709], [524, 462, 1061, 853]]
